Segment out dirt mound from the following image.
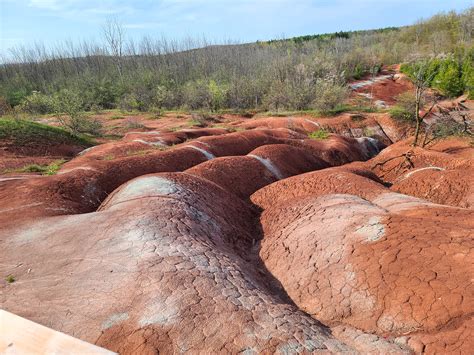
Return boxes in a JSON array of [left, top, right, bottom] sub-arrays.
[[186, 137, 381, 201], [363, 137, 474, 207], [0, 172, 370, 353], [391, 167, 474, 208], [252, 169, 474, 353], [237, 113, 409, 146], [61, 128, 230, 171], [2, 129, 379, 228], [247, 144, 329, 178], [123, 127, 228, 146], [186, 156, 278, 200]]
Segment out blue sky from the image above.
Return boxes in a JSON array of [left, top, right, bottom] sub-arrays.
[[1, 0, 472, 55]]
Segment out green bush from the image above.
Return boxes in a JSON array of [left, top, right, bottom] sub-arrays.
[[0, 96, 10, 116], [6, 89, 28, 107], [462, 54, 474, 99], [402, 57, 469, 98], [263, 80, 292, 112], [389, 92, 417, 122], [183, 80, 212, 110], [312, 79, 349, 113], [208, 80, 228, 112], [54, 89, 102, 135], [90, 80, 121, 109], [432, 59, 464, 97], [119, 93, 141, 112], [389, 106, 413, 121], [19, 92, 56, 114]]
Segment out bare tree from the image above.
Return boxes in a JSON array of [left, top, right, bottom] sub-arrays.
[[102, 17, 126, 80], [409, 60, 437, 146]]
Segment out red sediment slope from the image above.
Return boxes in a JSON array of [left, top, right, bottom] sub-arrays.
[[367, 137, 474, 208], [2, 171, 406, 353], [1, 116, 472, 353], [237, 113, 410, 146], [252, 168, 474, 353]]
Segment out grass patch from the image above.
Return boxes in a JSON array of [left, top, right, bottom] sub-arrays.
[[320, 104, 380, 116], [110, 115, 125, 120], [4, 159, 66, 175], [308, 129, 330, 140], [5, 275, 15, 283], [0, 118, 94, 146]]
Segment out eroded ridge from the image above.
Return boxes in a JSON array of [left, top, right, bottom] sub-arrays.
[[252, 167, 474, 353], [0, 129, 378, 228], [2, 173, 353, 353]]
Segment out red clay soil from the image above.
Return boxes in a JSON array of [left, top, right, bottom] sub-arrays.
[[237, 113, 411, 146], [0, 130, 378, 230], [1, 176, 406, 353], [363, 137, 474, 208], [187, 136, 384, 201], [353, 73, 414, 105], [251, 168, 474, 353], [61, 128, 229, 171], [1, 116, 472, 353]]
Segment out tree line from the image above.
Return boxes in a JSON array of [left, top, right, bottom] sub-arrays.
[[0, 8, 472, 116]]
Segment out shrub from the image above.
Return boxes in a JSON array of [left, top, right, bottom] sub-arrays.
[[312, 79, 349, 113], [124, 118, 145, 129], [263, 80, 292, 112], [19, 92, 56, 114], [0, 96, 10, 116], [389, 106, 413, 121], [183, 81, 212, 110], [390, 92, 418, 122], [189, 112, 219, 127], [91, 80, 120, 109], [208, 80, 228, 112], [432, 118, 465, 138], [54, 89, 102, 135], [402, 57, 468, 98], [6, 89, 28, 107], [119, 93, 141, 112], [90, 104, 103, 114], [462, 56, 474, 99], [432, 59, 464, 97]]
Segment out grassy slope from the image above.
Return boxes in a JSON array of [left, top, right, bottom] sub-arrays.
[[0, 118, 93, 147]]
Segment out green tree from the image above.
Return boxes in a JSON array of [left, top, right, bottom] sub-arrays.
[[432, 59, 464, 97]]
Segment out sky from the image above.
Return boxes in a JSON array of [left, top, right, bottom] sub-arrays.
[[1, 0, 473, 55]]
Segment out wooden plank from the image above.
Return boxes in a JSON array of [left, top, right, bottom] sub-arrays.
[[0, 310, 115, 354]]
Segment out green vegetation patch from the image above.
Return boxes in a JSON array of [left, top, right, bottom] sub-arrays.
[[4, 159, 66, 175], [308, 129, 330, 140], [0, 118, 93, 146]]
